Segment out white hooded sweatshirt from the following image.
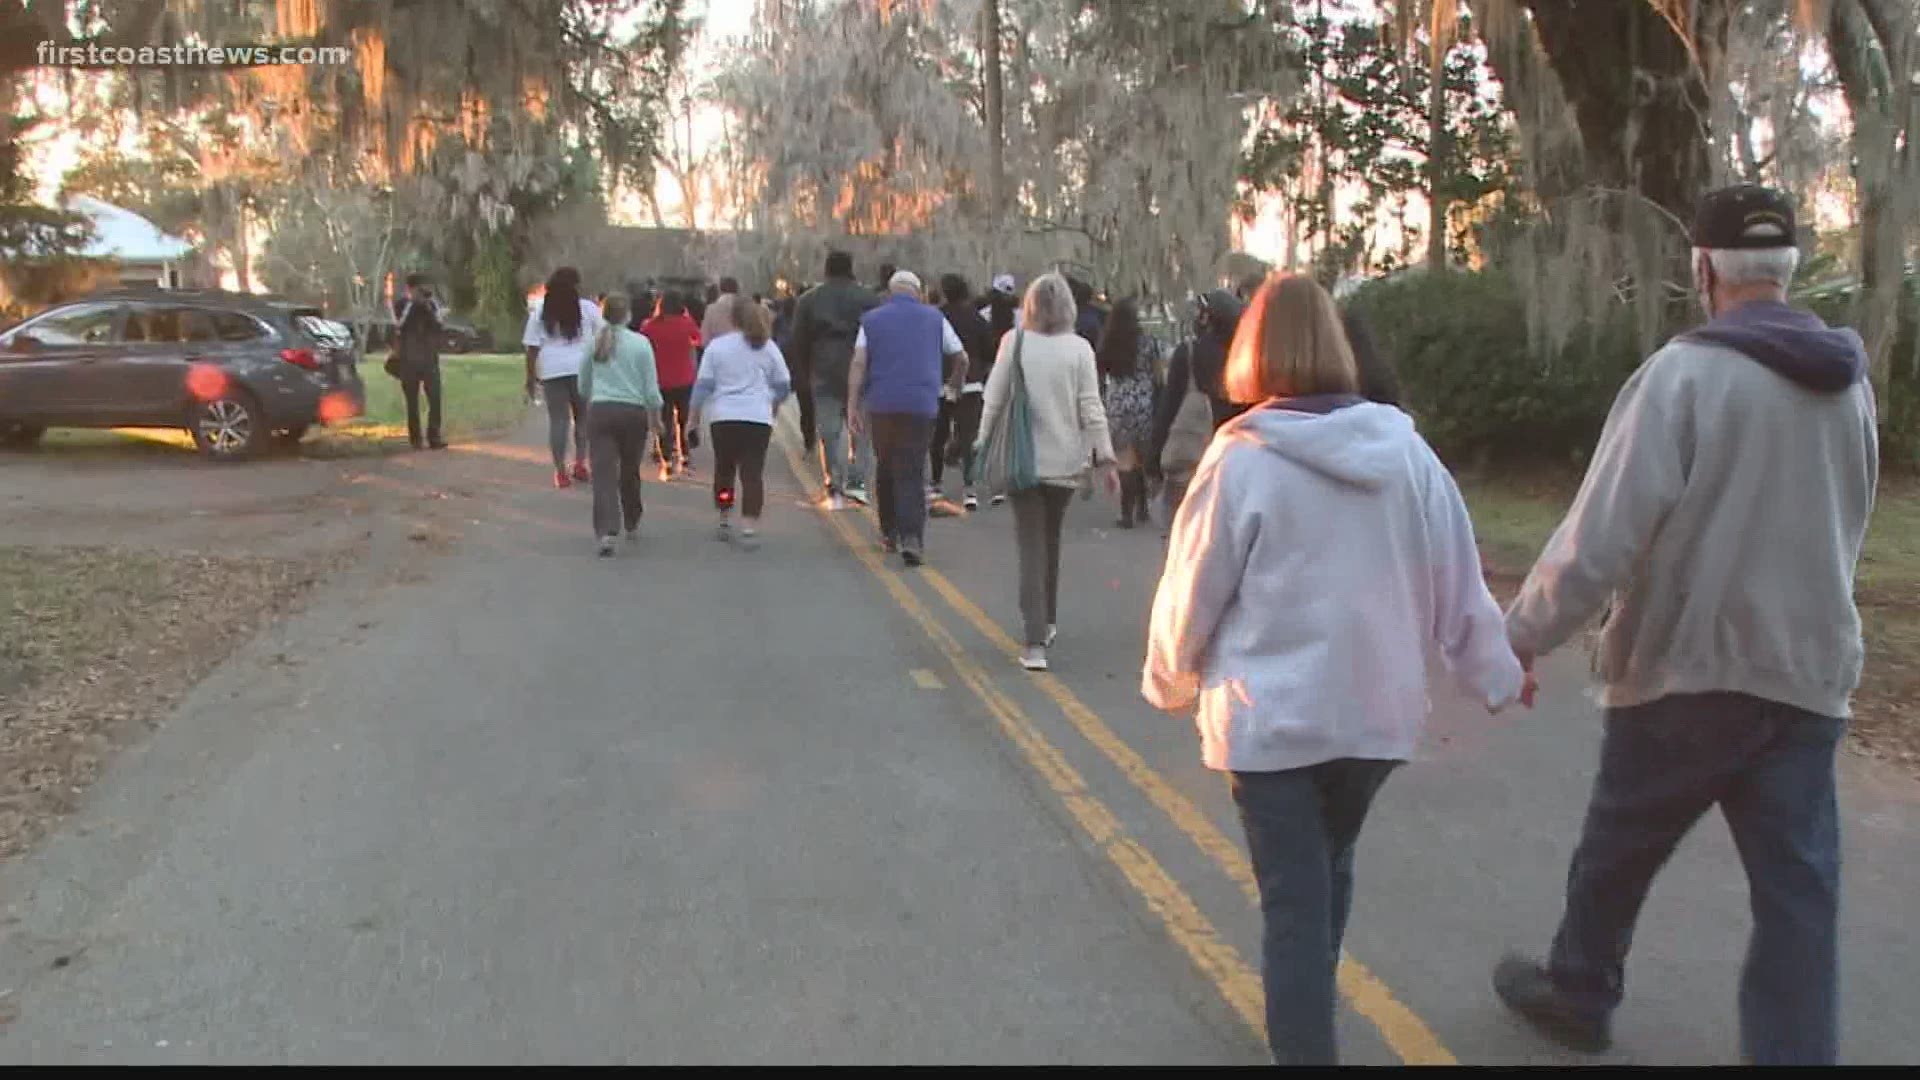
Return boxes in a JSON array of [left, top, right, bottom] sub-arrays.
[[1143, 398, 1523, 773]]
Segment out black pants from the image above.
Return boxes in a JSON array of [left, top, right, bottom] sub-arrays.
[[1118, 467, 1148, 523], [710, 420, 772, 519], [402, 364, 443, 446], [658, 385, 696, 463], [587, 402, 648, 537], [929, 394, 984, 487], [869, 412, 933, 546]]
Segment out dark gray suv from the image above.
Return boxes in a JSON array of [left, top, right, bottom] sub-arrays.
[[0, 289, 366, 460]]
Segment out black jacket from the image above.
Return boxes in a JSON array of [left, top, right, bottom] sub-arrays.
[[1148, 328, 1243, 475], [941, 300, 995, 387], [791, 276, 880, 400], [393, 298, 444, 373]]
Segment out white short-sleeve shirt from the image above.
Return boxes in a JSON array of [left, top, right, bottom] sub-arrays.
[[522, 298, 605, 380]]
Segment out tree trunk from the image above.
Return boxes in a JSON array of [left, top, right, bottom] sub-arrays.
[[1829, 0, 1910, 404], [231, 198, 252, 293], [1516, 0, 1728, 222], [983, 0, 1005, 248], [1426, 39, 1448, 271]]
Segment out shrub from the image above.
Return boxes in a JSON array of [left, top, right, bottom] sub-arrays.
[[1348, 269, 1643, 467]]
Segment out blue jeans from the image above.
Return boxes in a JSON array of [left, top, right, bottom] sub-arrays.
[[1549, 692, 1843, 1065], [1231, 759, 1399, 1065], [812, 388, 871, 495]]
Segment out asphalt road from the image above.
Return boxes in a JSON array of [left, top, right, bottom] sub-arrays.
[[2, 407, 1917, 1064]]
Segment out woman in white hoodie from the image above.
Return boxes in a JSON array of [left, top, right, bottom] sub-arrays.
[[1142, 274, 1529, 1065]]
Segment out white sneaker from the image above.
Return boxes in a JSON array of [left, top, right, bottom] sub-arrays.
[[1020, 646, 1049, 672], [990, 493, 1007, 507], [1046, 624, 1058, 647], [597, 536, 617, 557], [845, 486, 870, 506], [963, 490, 979, 511], [739, 524, 760, 550]]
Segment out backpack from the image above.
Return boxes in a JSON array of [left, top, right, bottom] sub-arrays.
[[1158, 341, 1213, 477]]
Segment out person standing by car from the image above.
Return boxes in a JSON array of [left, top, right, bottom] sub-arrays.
[[392, 274, 447, 450], [523, 267, 603, 488], [1143, 274, 1527, 1064]]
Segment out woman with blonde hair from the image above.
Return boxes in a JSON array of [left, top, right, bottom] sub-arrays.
[[975, 272, 1117, 672], [1141, 273, 1529, 1064]]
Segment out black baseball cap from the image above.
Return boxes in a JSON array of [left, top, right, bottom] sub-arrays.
[[1692, 184, 1797, 249]]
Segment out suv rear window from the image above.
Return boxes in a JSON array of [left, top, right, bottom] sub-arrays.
[[294, 314, 355, 347], [214, 311, 269, 342]]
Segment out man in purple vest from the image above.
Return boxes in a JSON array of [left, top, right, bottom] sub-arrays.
[[847, 270, 968, 566]]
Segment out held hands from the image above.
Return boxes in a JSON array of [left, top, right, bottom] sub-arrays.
[[1098, 462, 1121, 497], [847, 407, 864, 438], [1489, 648, 1540, 714]]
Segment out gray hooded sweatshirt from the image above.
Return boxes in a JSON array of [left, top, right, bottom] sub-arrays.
[[1144, 398, 1523, 772], [1506, 300, 1880, 718]]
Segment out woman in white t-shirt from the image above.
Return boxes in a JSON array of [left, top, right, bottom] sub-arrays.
[[523, 266, 604, 488]]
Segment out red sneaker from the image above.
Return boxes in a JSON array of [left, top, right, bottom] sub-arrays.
[[571, 461, 590, 483], [554, 469, 572, 489]]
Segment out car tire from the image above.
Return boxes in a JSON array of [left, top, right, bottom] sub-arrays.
[[0, 423, 46, 449], [190, 391, 268, 461]]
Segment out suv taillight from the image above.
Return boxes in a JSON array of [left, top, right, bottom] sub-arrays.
[[280, 347, 320, 370]]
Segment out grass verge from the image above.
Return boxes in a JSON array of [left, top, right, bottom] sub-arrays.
[[1462, 472, 1920, 769], [0, 546, 324, 859], [38, 353, 532, 459]]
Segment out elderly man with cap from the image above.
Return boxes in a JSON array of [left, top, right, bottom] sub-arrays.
[[847, 270, 969, 565], [1492, 184, 1879, 1064]]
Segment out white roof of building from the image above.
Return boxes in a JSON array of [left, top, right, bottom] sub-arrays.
[[64, 194, 195, 263]]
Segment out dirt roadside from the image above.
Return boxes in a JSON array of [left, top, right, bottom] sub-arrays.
[[0, 439, 490, 861]]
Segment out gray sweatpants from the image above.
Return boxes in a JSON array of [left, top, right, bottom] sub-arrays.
[[1010, 485, 1075, 647], [543, 375, 589, 470], [587, 402, 649, 538]]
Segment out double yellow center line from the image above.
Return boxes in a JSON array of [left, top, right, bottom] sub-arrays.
[[774, 420, 1453, 1064]]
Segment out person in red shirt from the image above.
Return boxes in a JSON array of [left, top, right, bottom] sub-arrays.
[[642, 290, 703, 477]]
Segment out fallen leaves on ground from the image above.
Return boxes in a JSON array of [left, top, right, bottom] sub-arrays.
[[0, 546, 324, 860]]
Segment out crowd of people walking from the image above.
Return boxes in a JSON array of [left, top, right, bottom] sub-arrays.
[[508, 182, 1875, 1068]]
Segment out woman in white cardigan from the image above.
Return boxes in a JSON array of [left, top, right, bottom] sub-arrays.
[[976, 273, 1117, 672]]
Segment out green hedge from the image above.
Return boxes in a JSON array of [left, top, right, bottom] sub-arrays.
[[1348, 270, 1642, 467], [1351, 268, 1920, 472]]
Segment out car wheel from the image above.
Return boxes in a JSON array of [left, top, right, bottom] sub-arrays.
[[0, 423, 46, 449], [190, 392, 268, 461]]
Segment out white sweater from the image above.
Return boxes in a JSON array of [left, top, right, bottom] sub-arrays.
[[1143, 401, 1524, 773], [977, 329, 1115, 486]]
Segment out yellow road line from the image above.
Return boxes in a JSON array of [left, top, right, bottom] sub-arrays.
[[775, 409, 1451, 1064], [909, 667, 946, 690], [915, 551, 1457, 1066], [775, 432, 1267, 1041]]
